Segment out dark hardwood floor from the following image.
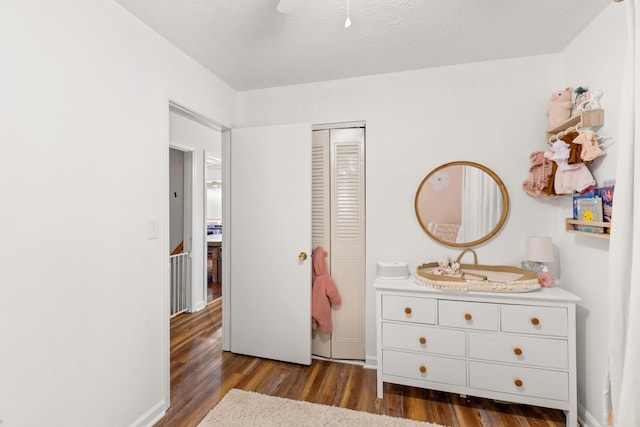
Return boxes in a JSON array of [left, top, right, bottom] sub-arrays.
[[154, 299, 569, 427]]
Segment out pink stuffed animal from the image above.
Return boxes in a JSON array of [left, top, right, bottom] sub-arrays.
[[311, 246, 341, 333], [547, 87, 573, 129]]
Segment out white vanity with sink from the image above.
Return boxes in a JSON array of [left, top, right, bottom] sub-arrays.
[[375, 277, 580, 427]]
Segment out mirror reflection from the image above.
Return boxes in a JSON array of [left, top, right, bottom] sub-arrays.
[[415, 161, 509, 247]]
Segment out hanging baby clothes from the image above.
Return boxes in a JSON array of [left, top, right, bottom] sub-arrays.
[[523, 151, 558, 198], [311, 246, 341, 334], [554, 164, 595, 194], [573, 130, 605, 161], [547, 139, 595, 194], [560, 131, 583, 164], [549, 139, 571, 163], [544, 157, 559, 196]]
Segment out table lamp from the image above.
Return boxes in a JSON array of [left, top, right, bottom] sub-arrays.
[[522, 236, 554, 273]]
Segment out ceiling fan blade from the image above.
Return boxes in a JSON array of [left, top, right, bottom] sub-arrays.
[[277, 0, 309, 14]]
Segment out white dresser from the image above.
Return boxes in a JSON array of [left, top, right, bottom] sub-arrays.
[[375, 277, 580, 427]]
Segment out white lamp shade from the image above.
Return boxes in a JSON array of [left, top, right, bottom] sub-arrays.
[[525, 237, 554, 262]]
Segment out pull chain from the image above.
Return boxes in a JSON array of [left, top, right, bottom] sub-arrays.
[[345, 0, 351, 28]]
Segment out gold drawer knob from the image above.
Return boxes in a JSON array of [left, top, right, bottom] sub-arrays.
[[419, 365, 427, 374], [405, 307, 412, 314], [514, 348, 523, 356], [419, 337, 427, 345], [530, 317, 540, 326], [464, 313, 472, 321], [514, 379, 523, 387]]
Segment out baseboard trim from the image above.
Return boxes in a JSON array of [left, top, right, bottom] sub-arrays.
[[130, 399, 167, 427], [191, 301, 206, 312], [364, 355, 377, 370], [578, 402, 605, 427], [311, 355, 364, 366]]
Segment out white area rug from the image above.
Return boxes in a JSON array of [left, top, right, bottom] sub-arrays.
[[197, 389, 446, 427]]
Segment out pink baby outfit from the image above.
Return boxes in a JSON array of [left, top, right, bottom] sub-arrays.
[[572, 130, 605, 161], [311, 246, 341, 333], [546, 140, 595, 194], [523, 151, 555, 197], [554, 163, 595, 194]]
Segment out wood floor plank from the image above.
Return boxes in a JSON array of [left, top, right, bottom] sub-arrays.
[[154, 301, 571, 427], [352, 368, 378, 413]]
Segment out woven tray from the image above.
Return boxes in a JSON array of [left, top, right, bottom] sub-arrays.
[[415, 249, 541, 293]]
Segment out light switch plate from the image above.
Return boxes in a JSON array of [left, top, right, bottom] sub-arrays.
[[147, 219, 160, 239]]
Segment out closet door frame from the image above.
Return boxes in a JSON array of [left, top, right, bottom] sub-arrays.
[[311, 122, 366, 360]]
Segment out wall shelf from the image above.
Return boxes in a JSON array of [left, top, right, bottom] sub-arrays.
[[546, 109, 604, 140], [552, 110, 608, 239], [565, 218, 610, 239]]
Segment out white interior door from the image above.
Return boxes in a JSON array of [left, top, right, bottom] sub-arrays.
[[229, 123, 312, 365]]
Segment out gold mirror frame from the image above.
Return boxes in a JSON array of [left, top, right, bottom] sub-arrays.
[[414, 161, 509, 248]]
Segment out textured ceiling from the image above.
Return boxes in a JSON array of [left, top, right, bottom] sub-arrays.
[[113, 0, 611, 91]]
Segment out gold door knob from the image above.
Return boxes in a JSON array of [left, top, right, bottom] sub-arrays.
[[530, 317, 540, 326], [514, 379, 523, 387], [405, 307, 412, 314], [298, 252, 308, 261], [419, 365, 427, 374], [514, 347, 523, 356], [464, 313, 472, 321], [419, 337, 427, 345]]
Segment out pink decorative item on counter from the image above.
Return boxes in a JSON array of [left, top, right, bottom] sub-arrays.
[[538, 271, 555, 288]]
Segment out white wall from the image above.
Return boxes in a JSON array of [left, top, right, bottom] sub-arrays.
[[236, 4, 626, 425], [169, 112, 222, 311], [238, 52, 559, 358], [558, 4, 626, 426], [0, 0, 234, 426]]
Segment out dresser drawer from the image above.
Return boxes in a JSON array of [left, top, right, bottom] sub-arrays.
[[439, 300, 498, 331], [469, 361, 568, 401], [501, 304, 568, 337], [382, 295, 437, 324], [383, 349, 466, 386], [382, 322, 466, 357], [468, 332, 568, 369]]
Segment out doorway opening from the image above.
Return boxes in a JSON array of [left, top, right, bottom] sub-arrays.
[[168, 103, 224, 313], [223, 121, 365, 364], [311, 123, 366, 361], [164, 100, 230, 410]]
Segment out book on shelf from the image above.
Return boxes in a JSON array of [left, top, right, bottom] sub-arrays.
[[594, 185, 614, 233], [572, 191, 595, 230], [576, 196, 604, 233]]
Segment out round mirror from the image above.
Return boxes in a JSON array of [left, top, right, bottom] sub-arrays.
[[415, 161, 509, 247]]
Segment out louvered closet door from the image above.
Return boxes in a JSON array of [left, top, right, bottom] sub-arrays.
[[330, 128, 365, 359], [311, 130, 332, 358]]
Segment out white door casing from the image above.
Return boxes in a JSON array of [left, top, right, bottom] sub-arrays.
[[229, 123, 312, 365]]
